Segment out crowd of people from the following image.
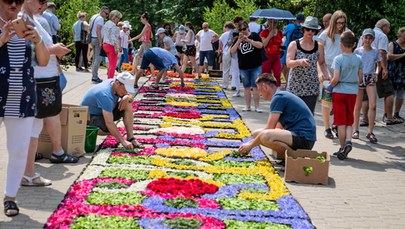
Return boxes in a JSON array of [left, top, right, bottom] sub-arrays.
[[0, 0, 404, 218], [236, 11, 405, 159]]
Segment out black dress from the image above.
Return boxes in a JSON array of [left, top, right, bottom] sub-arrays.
[[388, 41, 405, 90]]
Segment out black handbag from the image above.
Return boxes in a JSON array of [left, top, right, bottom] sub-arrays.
[[35, 76, 62, 118]]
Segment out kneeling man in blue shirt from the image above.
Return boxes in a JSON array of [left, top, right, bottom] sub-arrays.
[[238, 73, 316, 155], [81, 72, 141, 150]]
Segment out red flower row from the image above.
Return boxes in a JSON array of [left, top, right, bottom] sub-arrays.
[[146, 178, 218, 198]]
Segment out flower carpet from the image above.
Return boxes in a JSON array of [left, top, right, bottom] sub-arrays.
[[45, 76, 314, 228]]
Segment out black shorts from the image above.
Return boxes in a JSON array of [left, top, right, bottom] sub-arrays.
[[175, 46, 184, 54], [376, 71, 394, 98], [291, 133, 315, 150], [88, 105, 124, 132], [35, 76, 62, 119]]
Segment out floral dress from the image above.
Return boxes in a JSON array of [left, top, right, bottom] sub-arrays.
[[0, 30, 36, 118], [388, 41, 405, 90], [287, 40, 320, 97]]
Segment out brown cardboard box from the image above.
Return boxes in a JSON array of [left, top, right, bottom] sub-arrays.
[[284, 149, 330, 185], [37, 104, 88, 159], [272, 150, 285, 160]]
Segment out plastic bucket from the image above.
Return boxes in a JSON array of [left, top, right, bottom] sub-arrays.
[[85, 126, 99, 153]]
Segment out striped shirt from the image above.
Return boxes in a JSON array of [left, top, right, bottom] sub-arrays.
[[0, 32, 36, 118]]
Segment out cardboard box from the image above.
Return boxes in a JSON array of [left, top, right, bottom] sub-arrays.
[[37, 104, 88, 159], [272, 150, 285, 160], [284, 149, 330, 185]]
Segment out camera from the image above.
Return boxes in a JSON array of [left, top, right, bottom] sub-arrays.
[[232, 30, 239, 37]]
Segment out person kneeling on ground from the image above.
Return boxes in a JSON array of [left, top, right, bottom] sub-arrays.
[[238, 73, 316, 156], [134, 47, 185, 88], [81, 72, 142, 149]]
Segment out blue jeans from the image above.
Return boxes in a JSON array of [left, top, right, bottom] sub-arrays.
[[199, 50, 214, 66], [91, 38, 102, 79], [118, 48, 129, 71], [240, 66, 262, 88]]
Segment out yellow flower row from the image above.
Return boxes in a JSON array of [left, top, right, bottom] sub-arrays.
[[155, 147, 208, 159], [150, 157, 290, 200], [159, 118, 251, 139]]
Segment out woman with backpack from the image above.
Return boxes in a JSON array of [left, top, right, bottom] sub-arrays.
[[260, 19, 283, 87], [72, 11, 90, 72]]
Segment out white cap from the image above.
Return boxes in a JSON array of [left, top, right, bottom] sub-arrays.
[[122, 21, 132, 30], [156, 27, 166, 35], [116, 72, 135, 94]]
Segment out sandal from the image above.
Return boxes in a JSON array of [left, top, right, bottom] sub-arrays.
[[21, 173, 52, 186], [127, 137, 143, 148], [337, 143, 352, 160], [134, 84, 139, 89], [386, 118, 402, 125], [4, 200, 19, 217], [352, 131, 359, 139], [366, 133, 378, 144], [50, 152, 79, 164], [242, 108, 251, 112]]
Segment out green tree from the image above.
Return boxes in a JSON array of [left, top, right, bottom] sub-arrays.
[[203, 0, 234, 33], [316, 0, 405, 39], [203, 0, 258, 34], [54, 0, 101, 45]]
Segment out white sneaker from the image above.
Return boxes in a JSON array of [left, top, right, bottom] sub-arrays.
[[232, 91, 240, 97]]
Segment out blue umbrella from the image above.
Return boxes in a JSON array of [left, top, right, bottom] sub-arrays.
[[250, 8, 295, 20]]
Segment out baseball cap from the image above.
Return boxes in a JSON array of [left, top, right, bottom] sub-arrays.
[[116, 72, 135, 94], [362, 28, 375, 37], [296, 13, 305, 21], [156, 28, 166, 35], [179, 25, 185, 34]]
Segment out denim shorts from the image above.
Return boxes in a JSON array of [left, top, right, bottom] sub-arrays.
[[199, 50, 214, 66], [141, 49, 165, 70], [240, 66, 262, 88]]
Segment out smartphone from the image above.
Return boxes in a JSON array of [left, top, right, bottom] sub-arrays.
[[12, 18, 27, 38], [65, 43, 75, 48]]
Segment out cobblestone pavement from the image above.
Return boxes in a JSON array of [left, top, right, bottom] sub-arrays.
[[0, 67, 404, 228]]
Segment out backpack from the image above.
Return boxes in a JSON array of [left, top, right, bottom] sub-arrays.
[[80, 21, 91, 44], [288, 24, 303, 43]]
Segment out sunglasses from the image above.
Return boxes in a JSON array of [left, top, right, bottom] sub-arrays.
[[202, 27, 208, 29], [3, 0, 24, 5], [304, 27, 318, 33], [238, 27, 247, 32]]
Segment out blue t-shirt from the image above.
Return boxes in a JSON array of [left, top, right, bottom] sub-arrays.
[[283, 23, 296, 47], [270, 90, 316, 141], [331, 53, 363, 94], [80, 79, 119, 115], [150, 47, 178, 70]]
